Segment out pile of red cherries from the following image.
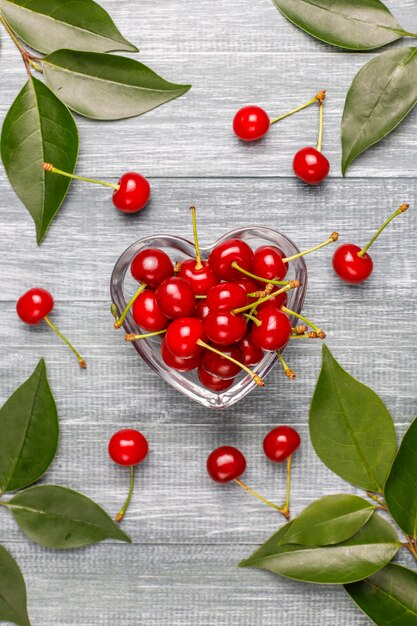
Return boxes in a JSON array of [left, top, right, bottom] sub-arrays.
[[114, 209, 335, 391]]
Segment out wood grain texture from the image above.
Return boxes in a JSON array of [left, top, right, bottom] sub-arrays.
[[0, 0, 417, 624]]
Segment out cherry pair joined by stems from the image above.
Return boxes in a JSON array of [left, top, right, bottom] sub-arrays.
[[42, 163, 150, 214], [207, 426, 300, 518], [233, 90, 326, 142], [16, 288, 86, 369], [108, 429, 149, 523], [333, 203, 410, 284]]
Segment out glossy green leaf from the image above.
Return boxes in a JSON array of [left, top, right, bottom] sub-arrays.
[[0, 359, 58, 493], [272, 0, 404, 51], [342, 47, 417, 174], [1, 76, 78, 244], [43, 49, 191, 120], [8, 485, 131, 549], [346, 564, 417, 625], [385, 416, 417, 538], [0, 545, 31, 626], [278, 495, 375, 546], [240, 513, 399, 585], [309, 345, 396, 491], [0, 0, 137, 53]]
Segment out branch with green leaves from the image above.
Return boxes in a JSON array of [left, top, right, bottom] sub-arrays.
[[0, 0, 191, 244], [0, 359, 131, 626], [271, 0, 417, 175], [241, 345, 417, 625]]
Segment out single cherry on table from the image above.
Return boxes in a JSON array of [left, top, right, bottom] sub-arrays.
[[263, 425, 301, 518], [292, 91, 330, 185]]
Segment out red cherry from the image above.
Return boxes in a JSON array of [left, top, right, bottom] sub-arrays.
[[112, 172, 150, 213], [332, 244, 373, 284], [108, 429, 149, 466], [233, 106, 270, 142], [206, 282, 247, 312], [202, 344, 244, 379], [165, 317, 204, 358], [257, 291, 288, 312], [132, 289, 168, 331], [207, 446, 246, 482], [208, 238, 253, 281], [195, 300, 210, 320], [293, 147, 330, 185], [198, 366, 235, 392], [178, 259, 217, 295], [237, 334, 264, 366], [155, 276, 195, 319], [234, 277, 259, 303], [161, 339, 200, 372], [131, 248, 173, 288], [16, 288, 54, 324], [251, 309, 291, 351], [263, 426, 300, 462], [253, 245, 288, 281], [203, 311, 247, 345]]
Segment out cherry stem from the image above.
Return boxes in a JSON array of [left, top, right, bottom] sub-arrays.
[[195, 295, 207, 299], [197, 339, 264, 386], [243, 313, 261, 326], [115, 465, 135, 523], [290, 331, 318, 339], [231, 262, 289, 286], [232, 281, 299, 315], [190, 206, 203, 270], [292, 325, 308, 335], [358, 203, 409, 258], [43, 316, 86, 369], [317, 100, 324, 152], [0, 14, 42, 76], [281, 306, 326, 339], [269, 90, 325, 126], [276, 351, 296, 380], [42, 163, 119, 191], [114, 283, 147, 329], [125, 329, 167, 341], [234, 479, 289, 518], [280, 455, 292, 518], [283, 233, 339, 263]]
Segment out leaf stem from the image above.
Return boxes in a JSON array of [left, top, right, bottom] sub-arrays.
[[404, 535, 417, 560], [358, 203, 409, 257], [42, 163, 119, 190], [190, 206, 203, 270], [114, 283, 147, 329], [269, 90, 325, 125], [366, 491, 387, 509], [234, 479, 289, 518], [115, 465, 135, 523], [0, 13, 33, 76], [44, 316, 86, 369]]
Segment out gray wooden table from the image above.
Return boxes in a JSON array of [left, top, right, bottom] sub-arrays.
[[1, 1, 417, 624]]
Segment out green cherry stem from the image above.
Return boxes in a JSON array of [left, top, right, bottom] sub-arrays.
[[234, 479, 289, 518], [317, 99, 324, 152], [282, 232, 339, 263], [43, 316, 87, 368], [115, 465, 135, 523], [276, 351, 296, 380], [42, 163, 119, 190], [190, 206, 203, 270], [280, 455, 292, 518], [125, 329, 167, 341], [197, 339, 264, 386], [243, 313, 261, 326], [270, 90, 326, 125], [114, 283, 147, 329], [232, 281, 300, 315], [231, 262, 289, 286], [281, 306, 326, 339], [358, 203, 409, 258]]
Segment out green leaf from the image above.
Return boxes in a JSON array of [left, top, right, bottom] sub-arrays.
[[342, 47, 417, 174], [1, 76, 78, 244], [240, 513, 399, 585], [278, 495, 375, 546], [385, 416, 417, 538], [43, 49, 191, 121], [0, 359, 58, 493], [346, 564, 417, 625], [309, 345, 396, 491], [0, 544, 31, 626], [8, 485, 131, 549], [0, 0, 138, 54], [272, 0, 404, 51]]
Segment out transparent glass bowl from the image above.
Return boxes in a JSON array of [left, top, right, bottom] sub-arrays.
[[110, 226, 308, 409]]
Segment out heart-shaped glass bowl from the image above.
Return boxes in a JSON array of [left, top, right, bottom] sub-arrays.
[[111, 226, 308, 409]]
